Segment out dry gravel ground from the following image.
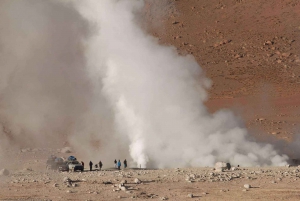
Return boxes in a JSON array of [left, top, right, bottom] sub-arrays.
[[1, 148, 300, 200], [0, 148, 300, 201]]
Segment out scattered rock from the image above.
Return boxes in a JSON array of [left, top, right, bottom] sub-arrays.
[[134, 178, 142, 184], [120, 180, 127, 185], [187, 193, 194, 198], [63, 177, 72, 183]]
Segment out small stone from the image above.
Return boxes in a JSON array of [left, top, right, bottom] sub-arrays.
[[63, 177, 71, 183], [244, 184, 251, 189], [187, 194, 194, 198], [53, 183, 58, 187], [134, 178, 141, 184], [120, 180, 127, 185], [120, 186, 127, 191], [66, 190, 73, 193], [72, 183, 78, 187]]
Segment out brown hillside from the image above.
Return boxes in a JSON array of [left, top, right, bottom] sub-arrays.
[[143, 0, 300, 142]]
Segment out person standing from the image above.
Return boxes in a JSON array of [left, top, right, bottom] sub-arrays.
[[123, 159, 127, 169], [89, 161, 93, 171], [81, 161, 84, 171], [99, 161, 103, 170], [114, 159, 117, 168], [117, 160, 121, 170]]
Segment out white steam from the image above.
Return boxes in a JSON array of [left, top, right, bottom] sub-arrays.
[[0, 0, 289, 168], [77, 0, 288, 168]]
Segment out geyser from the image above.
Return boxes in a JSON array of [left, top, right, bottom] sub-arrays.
[[0, 0, 288, 168]]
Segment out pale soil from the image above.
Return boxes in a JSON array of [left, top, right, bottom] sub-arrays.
[[2, 158, 300, 200], [1, 148, 300, 201]]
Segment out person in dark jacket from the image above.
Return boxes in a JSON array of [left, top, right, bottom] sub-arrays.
[[117, 160, 121, 170], [99, 161, 103, 170], [123, 159, 127, 168], [81, 161, 84, 171], [89, 161, 93, 171], [114, 159, 117, 168]]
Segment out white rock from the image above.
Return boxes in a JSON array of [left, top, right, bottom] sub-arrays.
[[134, 178, 141, 184], [63, 177, 71, 183], [244, 184, 251, 189], [187, 194, 193, 198], [120, 186, 127, 191], [120, 180, 127, 185]]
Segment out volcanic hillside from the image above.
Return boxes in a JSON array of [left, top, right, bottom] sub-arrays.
[[144, 0, 300, 143]]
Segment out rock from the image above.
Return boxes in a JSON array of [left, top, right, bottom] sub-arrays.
[[0, 169, 9, 176], [187, 194, 194, 198], [120, 180, 127, 185], [61, 147, 72, 153], [134, 178, 141, 184], [120, 186, 127, 191], [244, 184, 251, 189], [72, 183, 78, 187], [53, 183, 58, 187], [66, 190, 73, 193], [160, 197, 168, 200], [63, 177, 71, 183]]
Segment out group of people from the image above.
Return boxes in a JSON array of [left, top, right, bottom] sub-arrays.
[[114, 159, 127, 170], [82, 159, 127, 171]]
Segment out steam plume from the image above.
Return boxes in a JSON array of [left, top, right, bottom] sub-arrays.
[[0, 0, 289, 168], [77, 0, 288, 167]]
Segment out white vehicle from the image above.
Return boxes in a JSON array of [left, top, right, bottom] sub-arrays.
[[68, 160, 83, 172]]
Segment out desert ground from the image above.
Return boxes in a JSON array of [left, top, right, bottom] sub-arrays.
[[1, 147, 300, 201], [1, 0, 300, 200]]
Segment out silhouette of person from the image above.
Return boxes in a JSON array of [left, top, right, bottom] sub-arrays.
[[89, 161, 93, 171], [117, 160, 121, 170], [114, 159, 117, 168], [99, 161, 103, 170], [123, 159, 127, 168]]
